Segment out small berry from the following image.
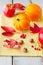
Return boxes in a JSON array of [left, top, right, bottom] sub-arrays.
[[23, 48, 28, 53], [20, 34, 26, 39], [31, 45, 34, 48], [19, 40, 24, 45], [34, 48, 39, 50], [38, 48, 41, 51], [30, 39, 34, 43]]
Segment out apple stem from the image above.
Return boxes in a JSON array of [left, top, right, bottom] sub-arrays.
[[30, 0, 32, 3], [12, 0, 13, 4]]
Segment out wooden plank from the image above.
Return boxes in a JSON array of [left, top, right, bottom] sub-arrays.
[[13, 57, 43, 65], [0, 57, 12, 65]]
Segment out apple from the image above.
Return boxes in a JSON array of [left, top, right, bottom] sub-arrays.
[[38, 28, 43, 45], [3, 4, 15, 17]]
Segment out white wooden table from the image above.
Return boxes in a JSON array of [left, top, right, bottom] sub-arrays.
[[0, 57, 43, 65], [0, 0, 43, 65]]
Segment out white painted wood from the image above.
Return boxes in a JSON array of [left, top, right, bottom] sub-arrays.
[[0, 57, 12, 65], [13, 57, 42, 65]]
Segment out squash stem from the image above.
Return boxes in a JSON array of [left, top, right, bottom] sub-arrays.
[[30, 0, 32, 3], [12, 0, 13, 4]]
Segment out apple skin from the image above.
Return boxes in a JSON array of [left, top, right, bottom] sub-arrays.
[[3, 4, 15, 17], [38, 28, 43, 45]]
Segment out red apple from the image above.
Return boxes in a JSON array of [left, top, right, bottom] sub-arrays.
[[38, 28, 43, 45], [3, 4, 15, 17]]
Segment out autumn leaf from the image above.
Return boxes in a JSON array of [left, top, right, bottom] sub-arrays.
[[30, 23, 43, 33]]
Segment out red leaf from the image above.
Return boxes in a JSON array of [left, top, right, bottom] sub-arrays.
[[2, 32, 14, 36], [4, 39, 21, 48], [4, 39, 17, 46], [12, 3, 25, 10], [1, 26, 16, 32], [20, 34, 26, 39], [30, 24, 41, 33]]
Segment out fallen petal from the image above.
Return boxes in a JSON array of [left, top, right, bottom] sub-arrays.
[[2, 32, 14, 36], [1, 26, 16, 32]]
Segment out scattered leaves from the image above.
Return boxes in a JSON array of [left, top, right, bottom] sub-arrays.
[[3, 39, 21, 48]]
